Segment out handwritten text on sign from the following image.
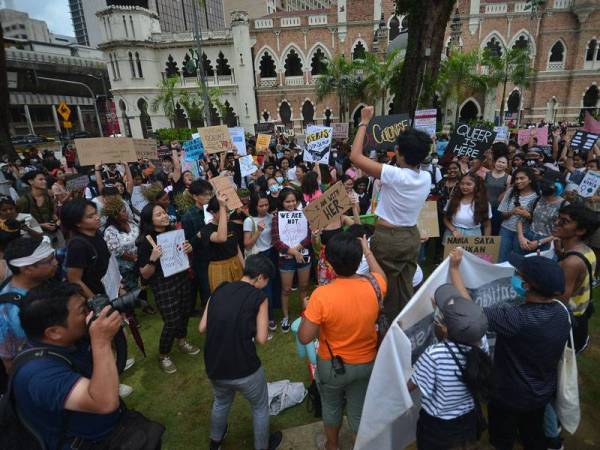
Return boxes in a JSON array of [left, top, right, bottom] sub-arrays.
[[577, 171, 600, 198], [364, 114, 410, 152], [443, 236, 501, 263], [278, 211, 308, 248], [156, 229, 190, 277], [448, 123, 496, 159], [198, 125, 233, 154], [303, 182, 352, 231], [304, 126, 333, 164]]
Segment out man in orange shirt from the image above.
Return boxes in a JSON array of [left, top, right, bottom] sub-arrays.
[[298, 232, 387, 450]]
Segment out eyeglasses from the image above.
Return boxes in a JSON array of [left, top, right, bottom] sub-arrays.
[[553, 217, 571, 227]]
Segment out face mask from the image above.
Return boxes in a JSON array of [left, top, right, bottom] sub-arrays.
[[511, 274, 527, 297], [90, 175, 96, 182], [555, 182, 564, 196], [275, 176, 284, 184], [269, 184, 281, 194], [432, 158, 439, 165]]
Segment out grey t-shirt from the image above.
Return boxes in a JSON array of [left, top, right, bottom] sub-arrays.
[[498, 188, 538, 232], [530, 197, 567, 236]]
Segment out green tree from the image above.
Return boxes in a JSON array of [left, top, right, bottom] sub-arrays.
[[178, 87, 225, 126], [359, 49, 403, 116], [435, 50, 488, 124], [481, 47, 535, 123], [315, 55, 363, 123], [150, 76, 179, 126]]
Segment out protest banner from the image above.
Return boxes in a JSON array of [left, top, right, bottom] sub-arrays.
[[414, 109, 437, 137], [443, 235, 501, 263], [210, 175, 243, 209], [447, 123, 496, 159], [493, 126, 509, 143], [332, 122, 349, 140], [132, 139, 158, 160], [303, 182, 352, 231], [74, 137, 138, 166], [157, 145, 171, 159], [571, 130, 600, 154], [254, 122, 275, 135], [156, 229, 190, 277], [198, 125, 233, 154], [101, 254, 122, 300], [183, 138, 205, 161], [275, 124, 295, 137], [416, 200, 440, 238], [304, 125, 333, 164], [239, 154, 258, 178], [577, 171, 600, 198], [356, 251, 521, 450], [277, 210, 308, 248], [518, 126, 548, 147], [228, 127, 247, 155], [256, 134, 272, 152], [364, 114, 410, 152], [65, 174, 89, 192]]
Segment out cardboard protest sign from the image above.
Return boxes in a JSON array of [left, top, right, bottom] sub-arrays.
[[183, 138, 204, 161], [198, 125, 233, 154], [571, 130, 599, 154], [443, 236, 501, 263], [210, 175, 243, 209], [518, 126, 548, 147], [157, 145, 171, 159], [414, 109, 437, 137], [303, 182, 352, 230], [256, 134, 272, 152], [275, 124, 295, 137], [416, 200, 440, 238], [277, 210, 308, 248], [254, 122, 275, 135], [65, 175, 89, 192], [74, 137, 138, 166], [239, 155, 258, 178], [447, 123, 496, 159], [494, 126, 509, 143], [132, 139, 158, 160], [332, 123, 349, 140], [577, 171, 600, 198], [156, 229, 190, 277], [364, 114, 410, 152], [304, 125, 333, 164], [228, 127, 247, 156]]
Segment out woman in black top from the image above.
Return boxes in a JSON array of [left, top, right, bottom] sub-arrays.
[[61, 199, 110, 299], [137, 203, 198, 374]]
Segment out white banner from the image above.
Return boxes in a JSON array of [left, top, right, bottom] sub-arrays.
[[356, 251, 520, 450]]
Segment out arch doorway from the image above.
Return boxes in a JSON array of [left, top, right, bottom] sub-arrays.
[[137, 98, 152, 138], [302, 101, 314, 128], [459, 100, 479, 122], [279, 101, 292, 127]]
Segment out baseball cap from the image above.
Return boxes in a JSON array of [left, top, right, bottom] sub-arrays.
[[434, 284, 488, 345], [508, 253, 565, 297]]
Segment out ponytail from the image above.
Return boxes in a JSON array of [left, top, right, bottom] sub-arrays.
[[444, 342, 494, 401]]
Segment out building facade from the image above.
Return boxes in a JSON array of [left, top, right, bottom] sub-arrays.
[[0, 9, 52, 42]]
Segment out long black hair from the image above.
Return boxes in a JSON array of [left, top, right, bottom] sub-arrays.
[[453, 344, 495, 402], [136, 203, 171, 246], [508, 167, 537, 206], [249, 192, 270, 217]]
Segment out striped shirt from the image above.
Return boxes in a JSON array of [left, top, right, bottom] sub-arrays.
[[497, 188, 538, 232], [411, 338, 489, 420]]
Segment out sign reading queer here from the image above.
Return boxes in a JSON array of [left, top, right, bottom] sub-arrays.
[[278, 211, 308, 248], [74, 137, 138, 166], [364, 114, 410, 152], [198, 125, 233, 154], [304, 126, 333, 164], [447, 123, 496, 159], [443, 236, 501, 263], [303, 182, 352, 230]]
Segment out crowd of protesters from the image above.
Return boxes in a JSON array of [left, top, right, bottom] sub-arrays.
[[0, 104, 598, 450]]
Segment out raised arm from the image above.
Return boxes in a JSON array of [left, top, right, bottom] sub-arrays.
[[448, 248, 471, 300], [349, 106, 383, 179], [123, 162, 134, 194], [94, 162, 105, 195], [171, 148, 182, 184]]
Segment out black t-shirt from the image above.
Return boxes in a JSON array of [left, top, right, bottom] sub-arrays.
[[65, 232, 110, 295], [201, 222, 240, 262], [204, 281, 265, 380], [137, 233, 167, 283]]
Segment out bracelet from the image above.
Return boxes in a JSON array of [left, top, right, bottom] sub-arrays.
[[358, 123, 368, 128]]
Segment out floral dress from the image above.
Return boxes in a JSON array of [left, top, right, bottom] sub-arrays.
[[104, 221, 140, 291]]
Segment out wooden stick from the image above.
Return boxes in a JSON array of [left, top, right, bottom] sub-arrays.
[[145, 235, 158, 249]]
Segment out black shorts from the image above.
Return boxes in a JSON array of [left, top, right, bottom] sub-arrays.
[[416, 408, 477, 450]]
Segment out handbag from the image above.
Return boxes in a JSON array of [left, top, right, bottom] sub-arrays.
[[361, 273, 388, 347], [553, 300, 580, 434]]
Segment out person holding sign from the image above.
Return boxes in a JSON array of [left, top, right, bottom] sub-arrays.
[[137, 203, 197, 374], [350, 105, 433, 321]]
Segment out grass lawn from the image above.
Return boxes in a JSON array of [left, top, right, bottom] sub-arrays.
[[121, 288, 600, 450]]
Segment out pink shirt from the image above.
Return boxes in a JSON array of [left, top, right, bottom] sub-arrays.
[[303, 190, 322, 204]]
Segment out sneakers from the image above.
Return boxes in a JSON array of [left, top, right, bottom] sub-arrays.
[[179, 340, 201, 355], [267, 332, 274, 341], [124, 357, 135, 371], [269, 320, 277, 331], [119, 383, 133, 398], [280, 317, 290, 333], [268, 431, 283, 450], [159, 356, 177, 374], [546, 436, 564, 450], [209, 424, 228, 450]]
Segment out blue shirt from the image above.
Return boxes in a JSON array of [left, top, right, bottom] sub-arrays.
[[13, 340, 122, 449], [0, 283, 28, 360]]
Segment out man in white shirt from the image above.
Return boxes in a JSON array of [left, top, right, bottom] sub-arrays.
[[350, 105, 432, 322]]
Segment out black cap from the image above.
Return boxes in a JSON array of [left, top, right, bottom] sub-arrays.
[[434, 284, 488, 345], [508, 253, 565, 297]]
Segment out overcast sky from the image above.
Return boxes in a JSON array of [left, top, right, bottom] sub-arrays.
[[1, 0, 74, 36]]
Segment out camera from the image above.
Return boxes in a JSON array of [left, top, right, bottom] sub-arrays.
[[87, 288, 141, 319], [331, 355, 346, 376]]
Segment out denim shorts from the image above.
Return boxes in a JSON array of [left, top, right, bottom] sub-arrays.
[[278, 256, 311, 272]]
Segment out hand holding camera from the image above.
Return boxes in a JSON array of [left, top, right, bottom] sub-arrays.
[[88, 305, 123, 345]]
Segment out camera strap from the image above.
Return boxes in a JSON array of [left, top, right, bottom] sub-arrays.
[[324, 339, 336, 361]]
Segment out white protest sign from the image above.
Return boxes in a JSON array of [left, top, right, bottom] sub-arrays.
[[156, 229, 190, 277], [414, 109, 437, 137], [494, 126, 509, 143], [304, 125, 333, 164], [277, 211, 307, 248], [101, 254, 122, 300], [239, 154, 258, 177], [577, 171, 600, 198], [229, 127, 247, 156]]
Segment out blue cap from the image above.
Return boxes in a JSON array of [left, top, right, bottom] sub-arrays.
[[508, 253, 565, 297]]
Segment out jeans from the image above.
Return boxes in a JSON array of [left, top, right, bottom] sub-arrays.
[[210, 367, 269, 450], [260, 248, 282, 319], [498, 227, 523, 263], [543, 403, 560, 439]]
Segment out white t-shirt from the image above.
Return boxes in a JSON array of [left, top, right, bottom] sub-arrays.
[[377, 164, 431, 226], [243, 214, 273, 253], [448, 201, 492, 229]]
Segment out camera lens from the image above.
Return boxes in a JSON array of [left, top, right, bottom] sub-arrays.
[[110, 288, 141, 312]]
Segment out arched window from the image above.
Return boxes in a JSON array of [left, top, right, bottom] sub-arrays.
[[259, 52, 277, 78], [459, 100, 479, 121], [109, 54, 117, 80], [137, 98, 152, 138], [223, 101, 237, 127], [302, 100, 314, 127], [165, 54, 179, 77], [352, 41, 366, 60], [216, 51, 232, 76], [209, 103, 220, 125], [118, 99, 131, 137], [128, 52, 136, 78], [311, 48, 327, 76], [583, 85, 599, 116], [485, 37, 503, 57], [507, 90, 521, 114], [284, 50, 303, 77], [324, 108, 332, 126], [262, 111, 270, 122], [113, 53, 121, 79], [389, 15, 400, 41], [548, 41, 565, 70], [512, 35, 529, 51], [202, 53, 215, 77], [174, 102, 187, 128], [279, 101, 292, 126], [182, 53, 196, 77], [585, 39, 597, 61], [135, 52, 143, 78]]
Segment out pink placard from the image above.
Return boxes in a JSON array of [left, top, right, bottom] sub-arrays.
[[517, 126, 548, 147], [518, 129, 530, 147]]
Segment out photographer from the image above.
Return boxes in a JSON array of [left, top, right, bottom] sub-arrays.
[[12, 282, 163, 449]]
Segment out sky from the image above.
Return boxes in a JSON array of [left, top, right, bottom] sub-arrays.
[[1, 0, 75, 37]]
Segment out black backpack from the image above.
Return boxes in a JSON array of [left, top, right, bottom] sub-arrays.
[[0, 347, 73, 450]]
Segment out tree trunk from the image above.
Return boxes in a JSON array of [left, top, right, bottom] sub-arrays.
[[381, 90, 386, 116], [0, 28, 17, 160], [499, 76, 508, 125], [392, 0, 455, 120]]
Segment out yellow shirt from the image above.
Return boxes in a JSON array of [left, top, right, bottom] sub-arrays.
[[568, 247, 596, 316]]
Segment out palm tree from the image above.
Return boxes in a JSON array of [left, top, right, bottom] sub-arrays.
[[315, 55, 363, 123], [481, 47, 535, 124], [360, 49, 403, 116], [178, 87, 225, 127], [435, 50, 488, 125], [151, 76, 179, 126]]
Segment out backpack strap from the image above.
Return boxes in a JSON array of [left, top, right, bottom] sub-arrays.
[[0, 291, 24, 307], [0, 276, 13, 293], [560, 251, 594, 308], [360, 273, 383, 310]]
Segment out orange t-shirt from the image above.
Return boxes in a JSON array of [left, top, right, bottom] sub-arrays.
[[304, 273, 387, 364]]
